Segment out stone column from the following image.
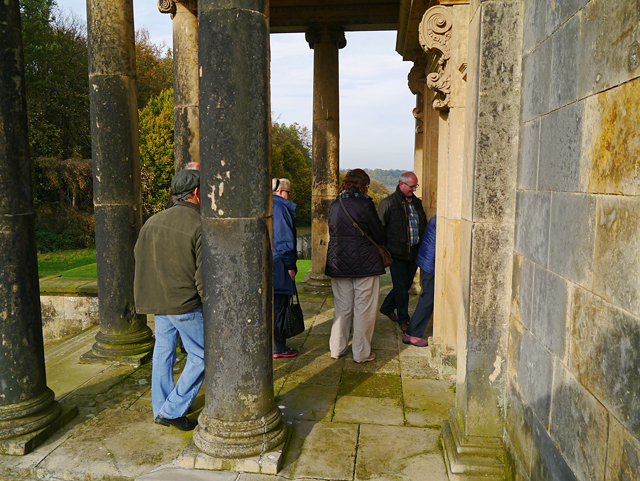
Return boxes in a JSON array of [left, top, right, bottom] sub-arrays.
[[178, 0, 287, 473], [440, 1, 523, 479], [158, 0, 200, 171], [82, 0, 154, 364], [304, 26, 346, 293], [408, 61, 427, 201], [0, 0, 77, 455]]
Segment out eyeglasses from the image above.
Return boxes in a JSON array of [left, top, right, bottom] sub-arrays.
[[401, 181, 419, 190]]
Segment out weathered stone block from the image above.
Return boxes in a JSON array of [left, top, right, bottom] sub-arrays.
[[548, 192, 596, 288], [550, 362, 609, 481], [86, 0, 135, 77], [508, 314, 524, 388], [570, 287, 640, 439], [522, 0, 548, 56], [539, 101, 586, 192], [468, 222, 514, 331], [516, 119, 540, 191], [517, 330, 553, 428], [545, 0, 588, 37], [583, 79, 640, 196], [466, 1, 522, 223], [505, 432, 533, 481], [577, 0, 640, 99], [506, 385, 534, 476], [593, 195, 640, 317], [549, 14, 580, 111], [531, 417, 579, 481], [514, 190, 551, 267], [606, 416, 640, 481], [521, 38, 551, 122], [532, 266, 569, 358], [511, 253, 534, 330]]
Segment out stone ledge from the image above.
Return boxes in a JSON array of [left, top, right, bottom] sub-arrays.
[[39, 277, 98, 295]]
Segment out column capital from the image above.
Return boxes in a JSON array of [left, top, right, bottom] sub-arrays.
[[305, 25, 347, 50], [419, 5, 453, 111], [158, 0, 197, 18]]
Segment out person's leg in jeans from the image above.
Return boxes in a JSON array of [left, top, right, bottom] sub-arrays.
[[351, 275, 380, 362], [407, 270, 435, 338], [156, 305, 205, 419], [152, 314, 178, 418], [330, 277, 355, 359], [382, 257, 417, 326]]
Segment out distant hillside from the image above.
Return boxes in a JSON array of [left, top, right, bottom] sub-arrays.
[[363, 169, 403, 191]]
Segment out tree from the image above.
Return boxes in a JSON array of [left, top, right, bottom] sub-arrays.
[[272, 122, 312, 225], [138, 89, 174, 219], [135, 29, 173, 109], [21, 0, 91, 159]]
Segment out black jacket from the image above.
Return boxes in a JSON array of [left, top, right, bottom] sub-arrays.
[[325, 191, 386, 278], [377, 186, 428, 261]]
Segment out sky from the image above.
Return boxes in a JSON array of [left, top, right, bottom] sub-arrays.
[[54, 0, 416, 171]]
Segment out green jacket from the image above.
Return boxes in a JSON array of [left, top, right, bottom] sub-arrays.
[[377, 186, 428, 261], [134, 202, 202, 315]]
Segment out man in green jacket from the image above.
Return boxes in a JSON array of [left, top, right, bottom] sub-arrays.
[[377, 171, 428, 331], [134, 169, 203, 431]]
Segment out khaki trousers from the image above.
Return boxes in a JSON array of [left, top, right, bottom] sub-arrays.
[[330, 276, 380, 362]]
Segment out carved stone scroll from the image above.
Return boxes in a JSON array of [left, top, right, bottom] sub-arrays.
[[157, 0, 176, 17], [419, 6, 453, 111], [408, 61, 427, 95]]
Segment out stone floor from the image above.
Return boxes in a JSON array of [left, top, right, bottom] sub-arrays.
[[0, 273, 455, 481]]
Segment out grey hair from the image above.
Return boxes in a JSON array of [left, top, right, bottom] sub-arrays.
[[277, 178, 291, 191], [398, 171, 415, 184]]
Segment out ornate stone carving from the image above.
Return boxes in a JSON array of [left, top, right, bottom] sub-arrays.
[[413, 107, 424, 134], [419, 6, 453, 111], [157, 0, 176, 17], [408, 62, 427, 95]]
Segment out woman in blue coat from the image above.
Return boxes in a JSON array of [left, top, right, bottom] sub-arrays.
[[272, 178, 299, 358]]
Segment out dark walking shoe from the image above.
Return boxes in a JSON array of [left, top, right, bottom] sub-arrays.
[[273, 348, 298, 359], [402, 333, 429, 347], [401, 323, 409, 332], [380, 309, 398, 322], [155, 415, 198, 431]]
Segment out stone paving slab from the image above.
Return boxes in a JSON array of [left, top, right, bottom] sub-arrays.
[[292, 422, 359, 480], [277, 382, 338, 422], [137, 467, 239, 480], [355, 424, 448, 481], [403, 379, 455, 428], [333, 396, 404, 426]]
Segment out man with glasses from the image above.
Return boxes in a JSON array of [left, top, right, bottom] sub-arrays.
[[377, 171, 428, 333]]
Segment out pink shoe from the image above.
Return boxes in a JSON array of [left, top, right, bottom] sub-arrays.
[[273, 348, 298, 359], [402, 333, 428, 347]]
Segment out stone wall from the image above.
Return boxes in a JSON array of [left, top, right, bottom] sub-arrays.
[[507, 1, 640, 480]]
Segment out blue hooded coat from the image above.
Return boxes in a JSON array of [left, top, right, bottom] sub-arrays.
[[273, 194, 297, 295]]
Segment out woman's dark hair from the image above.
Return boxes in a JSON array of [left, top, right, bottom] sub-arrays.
[[339, 169, 370, 193]]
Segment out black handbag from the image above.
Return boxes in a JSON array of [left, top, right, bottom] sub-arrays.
[[339, 197, 393, 267], [274, 286, 305, 339]]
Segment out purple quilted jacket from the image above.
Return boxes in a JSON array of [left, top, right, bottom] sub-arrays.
[[325, 191, 386, 278]]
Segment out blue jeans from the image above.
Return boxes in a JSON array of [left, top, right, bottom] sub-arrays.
[[152, 304, 204, 419], [407, 270, 435, 337], [381, 247, 419, 325], [274, 294, 290, 354]]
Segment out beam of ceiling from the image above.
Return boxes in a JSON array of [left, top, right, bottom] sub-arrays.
[[269, 1, 401, 33]]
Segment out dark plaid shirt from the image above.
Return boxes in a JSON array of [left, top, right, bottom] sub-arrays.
[[407, 199, 420, 246]]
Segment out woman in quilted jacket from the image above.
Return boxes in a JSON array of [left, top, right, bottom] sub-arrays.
[[325, 169, 386, 363]]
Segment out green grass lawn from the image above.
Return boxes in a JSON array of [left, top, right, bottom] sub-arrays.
[[38, 248, 97, 277], [38, 248, 313, 283]]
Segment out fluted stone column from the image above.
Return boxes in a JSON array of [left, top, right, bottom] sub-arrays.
[[158, 0, 200, 171], [304, 26, 345, 293], [177, 0, 287, 473], [0, 0, 77, 455], [82, 0, 154, 364]]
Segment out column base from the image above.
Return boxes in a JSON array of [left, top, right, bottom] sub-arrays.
[[79, 348, 153, 367], [178, 425, 290, 475], [441, 407, 505, 480], [303, 273, 332, 294], [0, 404, 78, 456]]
